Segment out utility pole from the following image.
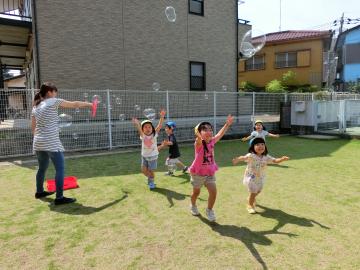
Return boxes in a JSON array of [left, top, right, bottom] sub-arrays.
[[339, 12, 344, 34], [279, 0, 282, 31]]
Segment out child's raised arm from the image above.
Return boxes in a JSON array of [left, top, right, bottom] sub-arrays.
[[214, 114, 234, 143], [241, 135, 252, 142], [232, 155, 248, 165], [268, 132, 280, 138], [273, 156, 289, 164], [132, 117, 144, 137], [155, 109, 166, 133]]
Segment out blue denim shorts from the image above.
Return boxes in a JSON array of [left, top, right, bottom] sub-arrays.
[[141, 156, 158, 170]]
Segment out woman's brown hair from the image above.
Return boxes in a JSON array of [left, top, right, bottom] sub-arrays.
[[33, 82, 58, 106]]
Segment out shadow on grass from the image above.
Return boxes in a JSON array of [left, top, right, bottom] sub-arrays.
[[40, 194, 128, 215], [197, 215, 271, 270], [13, 137, 350, 179], [152, 187, 204, 207], [256, 204, 330, 232], [197, 204, 329, 269]]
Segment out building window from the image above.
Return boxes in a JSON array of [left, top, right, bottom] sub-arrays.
[[245, 55, 265, 71], [190, 62, 206, 91], [189, 0, 204, 16], [275, 52, 297, 68]]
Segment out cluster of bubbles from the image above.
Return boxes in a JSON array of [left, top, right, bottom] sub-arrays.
[[239, 29, 266, 59], [59, 92, 160, 140]]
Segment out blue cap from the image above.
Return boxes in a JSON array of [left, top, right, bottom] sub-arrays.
[[166, 121, 176, 128]]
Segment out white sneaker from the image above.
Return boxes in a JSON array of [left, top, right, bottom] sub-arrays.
[[206, 208, 216, 222], [190, 205, 200, 216]]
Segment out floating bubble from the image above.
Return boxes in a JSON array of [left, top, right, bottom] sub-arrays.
[[115, 97, 122, 105], [92, 95, 102, 104], [165, 6, 176, 22], [134, 104, 141, 111], [143, 108, 156, 120], [204, 94, 209, 100], [119, 114, 126, 121], [75, 108, 80, 113], [72, 133, 79, 140], [84, 93, 88, 98], [58, 113, 72, 128], [152, 82, 160, 91], [239, 29, 266, 59], [222, 85, 227, 91]]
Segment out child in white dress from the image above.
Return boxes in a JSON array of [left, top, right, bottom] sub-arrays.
[[232, 137, 289, 214]]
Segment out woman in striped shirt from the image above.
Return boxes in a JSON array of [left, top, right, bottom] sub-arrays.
[[32, 82, 92, 205]]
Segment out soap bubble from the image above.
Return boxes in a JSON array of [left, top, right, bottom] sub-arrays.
[[58, 113, 72, 128], [165, 6, 176, 22], [239, 29, 266, 58], [152, 82, 160, 91], [119, 114, 125, 121], [72, 133, 79, 140], [222, 85, 227, 91], [92, 95, 102, 104], [115, 97, 122, 105], [134, 104, 141, 111], [75, 108, 80, 113], [143, 108, 156, 120], [204, 94, 209, 100]]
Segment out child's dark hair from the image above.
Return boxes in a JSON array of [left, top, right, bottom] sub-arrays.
[[197, 121, 213, 153], [248, 137, 268, 155], [34, 82, 58, 106], [141, 120, 156, 136]]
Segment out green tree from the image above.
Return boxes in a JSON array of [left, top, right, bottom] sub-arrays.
[[265, 79, 286, 93]]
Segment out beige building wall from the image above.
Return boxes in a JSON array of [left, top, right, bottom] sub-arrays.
[[239, 39, 326, 88], [34, 0, 238, 91]]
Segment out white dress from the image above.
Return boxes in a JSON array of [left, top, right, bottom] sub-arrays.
[[242, 153, 275, 193]]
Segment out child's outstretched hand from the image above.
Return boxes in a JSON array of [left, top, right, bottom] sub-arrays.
[[232, 157, 239, 165], [241, 137, 248, 142], [226, 115, 234, 126], [132, 117, 140, 125], [159, 109, 166, 118], [281, 156, 290, 161]]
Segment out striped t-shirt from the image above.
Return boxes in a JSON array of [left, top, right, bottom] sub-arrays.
[[32, 98, 65, 152]]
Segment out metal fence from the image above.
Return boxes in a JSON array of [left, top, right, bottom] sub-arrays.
[[0, 89, 359, 158]]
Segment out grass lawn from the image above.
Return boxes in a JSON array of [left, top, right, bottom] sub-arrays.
[[0, 137, 359, 269]]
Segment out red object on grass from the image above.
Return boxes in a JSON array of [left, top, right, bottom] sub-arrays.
[[91, 98, 98, 117], [46, 176, 79, 192]]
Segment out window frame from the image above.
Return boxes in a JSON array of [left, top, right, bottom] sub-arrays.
[[245, 54, 265, 71], [275, 51, 297, 68], [189, 61, 206, 91], [189, 0, 204, 16]]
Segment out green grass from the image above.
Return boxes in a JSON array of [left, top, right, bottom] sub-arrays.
[[0, 137, 359, 269]]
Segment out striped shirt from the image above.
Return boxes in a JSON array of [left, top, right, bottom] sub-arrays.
[[32, 98, 65, 152]]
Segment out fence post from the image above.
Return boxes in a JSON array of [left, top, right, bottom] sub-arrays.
[[284, 92, 288, 103], [252, 92, 255, 125], [311, 93, 314, 101], [213, 91, 217, 133], [166, 90, 170, 120], [106, 90, 113, 150]]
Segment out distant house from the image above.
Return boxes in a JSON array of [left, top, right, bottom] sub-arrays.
[[335, 25, 360, 90], [238, 30, 333, 89]]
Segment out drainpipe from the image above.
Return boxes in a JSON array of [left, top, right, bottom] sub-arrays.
[[235, 0, 239, 121], [32, 0, 41, 88]]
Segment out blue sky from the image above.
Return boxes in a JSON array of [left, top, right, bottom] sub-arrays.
[[238, 0, 360, 34]]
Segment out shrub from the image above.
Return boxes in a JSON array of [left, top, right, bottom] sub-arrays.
[[265, 79, 286, 93]]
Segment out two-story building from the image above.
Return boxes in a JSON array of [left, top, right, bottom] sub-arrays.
[[238, 30, 332, 89], [30, 0, 246, 91], [335, 25, 360, 90]]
